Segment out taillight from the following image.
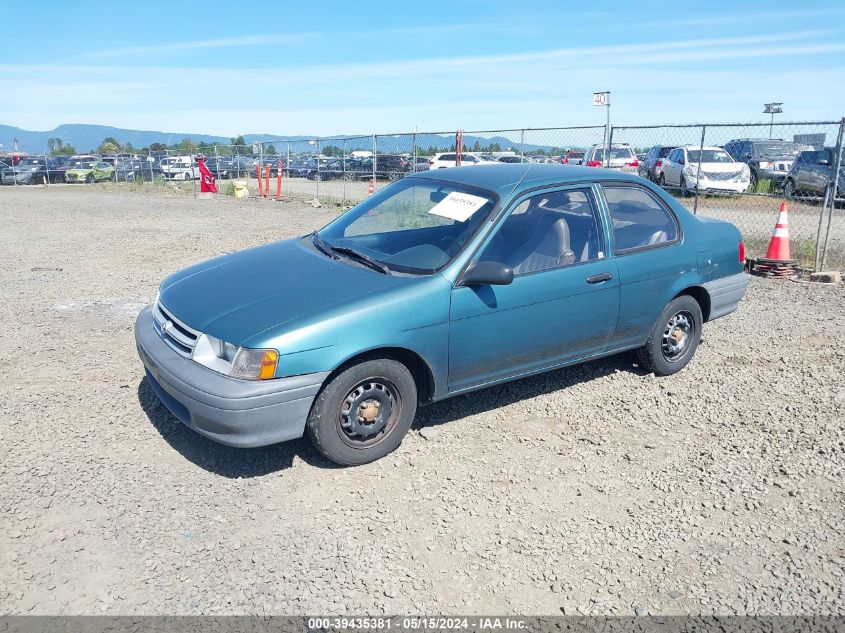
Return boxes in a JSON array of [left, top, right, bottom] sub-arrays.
[[738, 241, 745, 263], [586, 160, 602, 167], [625, 160, 639, 167], [655, 160, 662, 167], [428, 160, 434, 166]]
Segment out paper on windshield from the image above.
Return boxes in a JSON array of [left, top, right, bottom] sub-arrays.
[[428, 192, 489, 222]]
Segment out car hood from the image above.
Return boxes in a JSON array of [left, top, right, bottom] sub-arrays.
[[159, 237, 413, 346]]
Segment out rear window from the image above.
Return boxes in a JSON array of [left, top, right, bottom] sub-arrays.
[[592, 147, 635, 161], [602, 186, 679, 252], [439, 154, 456, 161]]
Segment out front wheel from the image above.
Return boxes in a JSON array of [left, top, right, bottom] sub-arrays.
[[783, 178, 796, 199], [306, 358, 418, 466], [637, 295, 703, 376], [85, 174, 95, 184]]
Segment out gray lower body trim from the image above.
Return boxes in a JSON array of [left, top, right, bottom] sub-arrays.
[[703, 272, 750, 321], [135, 307, 329, 448]]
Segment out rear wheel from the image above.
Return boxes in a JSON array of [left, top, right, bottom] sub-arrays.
[[680, 176, 690, 196], [85, 174, 95, 184], [637, 295, 703, 376], [658, 173, 667, 188], [306, 358, 418, 466]]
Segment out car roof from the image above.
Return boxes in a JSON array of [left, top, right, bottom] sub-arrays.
[[411, 163, 643, 196]]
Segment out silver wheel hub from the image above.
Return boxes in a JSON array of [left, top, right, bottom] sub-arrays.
[[662, 312, 692, 361]]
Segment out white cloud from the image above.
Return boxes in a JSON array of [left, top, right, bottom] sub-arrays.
[[75, 32, 316, 59]]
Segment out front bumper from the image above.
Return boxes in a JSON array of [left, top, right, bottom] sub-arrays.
[[688, 178, 749, 194], [702, 272, 749, 321], [758, 167, 791, 183], [135, 307, 329, 448]]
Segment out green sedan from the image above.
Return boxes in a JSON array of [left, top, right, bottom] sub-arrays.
[[65, 160, 114, 184]]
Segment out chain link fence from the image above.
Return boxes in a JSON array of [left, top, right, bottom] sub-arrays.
[[3, 119, 842, 271], [611, 120, 844, 271]]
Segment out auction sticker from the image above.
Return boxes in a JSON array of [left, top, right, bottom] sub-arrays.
[[429, 192, 489, 222]]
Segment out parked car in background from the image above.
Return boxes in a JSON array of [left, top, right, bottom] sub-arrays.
[[0, 156, 68, 185], [723, 139, 810, 188], [206, 156, 253, 179], [639, 145, 679, 182], [160, 156, 199, 180], [497, 156, 532, 164], [784, 148, 844, 203], [659, 146, 750, 194], [562, 150, 585, 165], [136, 164, 748, 466], [408, 156, 430, 172], [114, 159, 163, 182], [584, 144, 639, 172], [65, 160, 115, 183], [428, 153, 498, 169]]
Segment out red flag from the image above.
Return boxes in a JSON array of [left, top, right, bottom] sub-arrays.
[[198, 158, 218, 193]]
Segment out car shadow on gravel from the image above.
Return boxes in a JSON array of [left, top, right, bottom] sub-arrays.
[[413, 352, 646, 431], [137, 378, 340, 477]]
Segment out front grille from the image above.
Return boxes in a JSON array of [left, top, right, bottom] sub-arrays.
[[701, 170, 743, 182], [152, 300, 200, 357]]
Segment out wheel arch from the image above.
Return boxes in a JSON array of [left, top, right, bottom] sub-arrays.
[[323, 346, 437, 405], [674, 285, 711, 322]]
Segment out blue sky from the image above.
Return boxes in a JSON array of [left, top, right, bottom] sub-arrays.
[[2, 1, 844, 136]]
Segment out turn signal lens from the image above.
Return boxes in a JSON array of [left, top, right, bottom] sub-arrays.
[[230, 348, 279, 380], [259, 350, 279, 380], [739, 241, 745, 263]]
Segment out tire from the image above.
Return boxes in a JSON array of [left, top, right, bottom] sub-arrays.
[[184, 172, 191, 181], [680, 176, 690, 196], [749, 169, 758, 190], [85, 174, 94, 184], [387, 169, 402, 182], [306, 358, 418, 466], [636, 295, 703, 376], [658, 173, 666, 188], [783, 178, 795, 199]]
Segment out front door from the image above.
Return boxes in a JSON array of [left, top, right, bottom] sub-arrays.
[[448, 186, 620, 393]]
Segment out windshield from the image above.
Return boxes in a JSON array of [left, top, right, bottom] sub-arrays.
[[753, 142, 801, 156], [19, 159, 44, 167], [593, 148, 634, 161], [318, 178, 497, 274], [74, 161, 97, 169], [687, 149, 733, 163]]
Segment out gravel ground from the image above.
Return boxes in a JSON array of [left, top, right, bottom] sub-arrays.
[[1, 185, 844, 616]]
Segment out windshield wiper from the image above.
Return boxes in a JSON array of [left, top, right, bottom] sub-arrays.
[[311, 232, 336, 259], [329, 245, 391, 274]]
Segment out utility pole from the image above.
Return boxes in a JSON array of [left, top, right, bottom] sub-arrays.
[[593, 92, 611, 166], [763, 102, 783, 139]]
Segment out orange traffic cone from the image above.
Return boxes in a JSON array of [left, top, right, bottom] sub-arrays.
[[764, 202, 791, 260], [368, 179, 374, 195], [752, 202, 796, 278]]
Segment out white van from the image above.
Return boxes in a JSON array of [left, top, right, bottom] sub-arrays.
[[160, 156, 199, 180]]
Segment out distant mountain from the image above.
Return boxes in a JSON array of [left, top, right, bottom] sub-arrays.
[[0, 123, 559, 154]]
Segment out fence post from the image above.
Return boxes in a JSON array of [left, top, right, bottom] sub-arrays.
[[520, 129, 525, 160], [190, 147, 197, 197], [413, 131, 417, 177], [817, 117, 844, 271], [342, 138, 347, 207], [372, 134, 377, 188], [693, 125, 706, 215], [316, 139, 321, 201], [606, 126, 615, 168]]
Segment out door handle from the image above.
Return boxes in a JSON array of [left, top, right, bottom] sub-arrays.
[[586, 272, 613, 284]]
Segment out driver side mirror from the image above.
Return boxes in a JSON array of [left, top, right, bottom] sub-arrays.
[[817, 159, 830, 166], [458, 260, 514, 287]]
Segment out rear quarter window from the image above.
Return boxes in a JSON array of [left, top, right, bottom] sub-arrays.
[[602, 186, 679, 253]]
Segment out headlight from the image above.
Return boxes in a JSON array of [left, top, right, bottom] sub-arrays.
[[192, 333, 278, 380], [231, 348, 279, 380]]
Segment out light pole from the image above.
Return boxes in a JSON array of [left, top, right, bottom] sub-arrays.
[[593, 91, 611, 166], [763, 102, 783, 139]]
